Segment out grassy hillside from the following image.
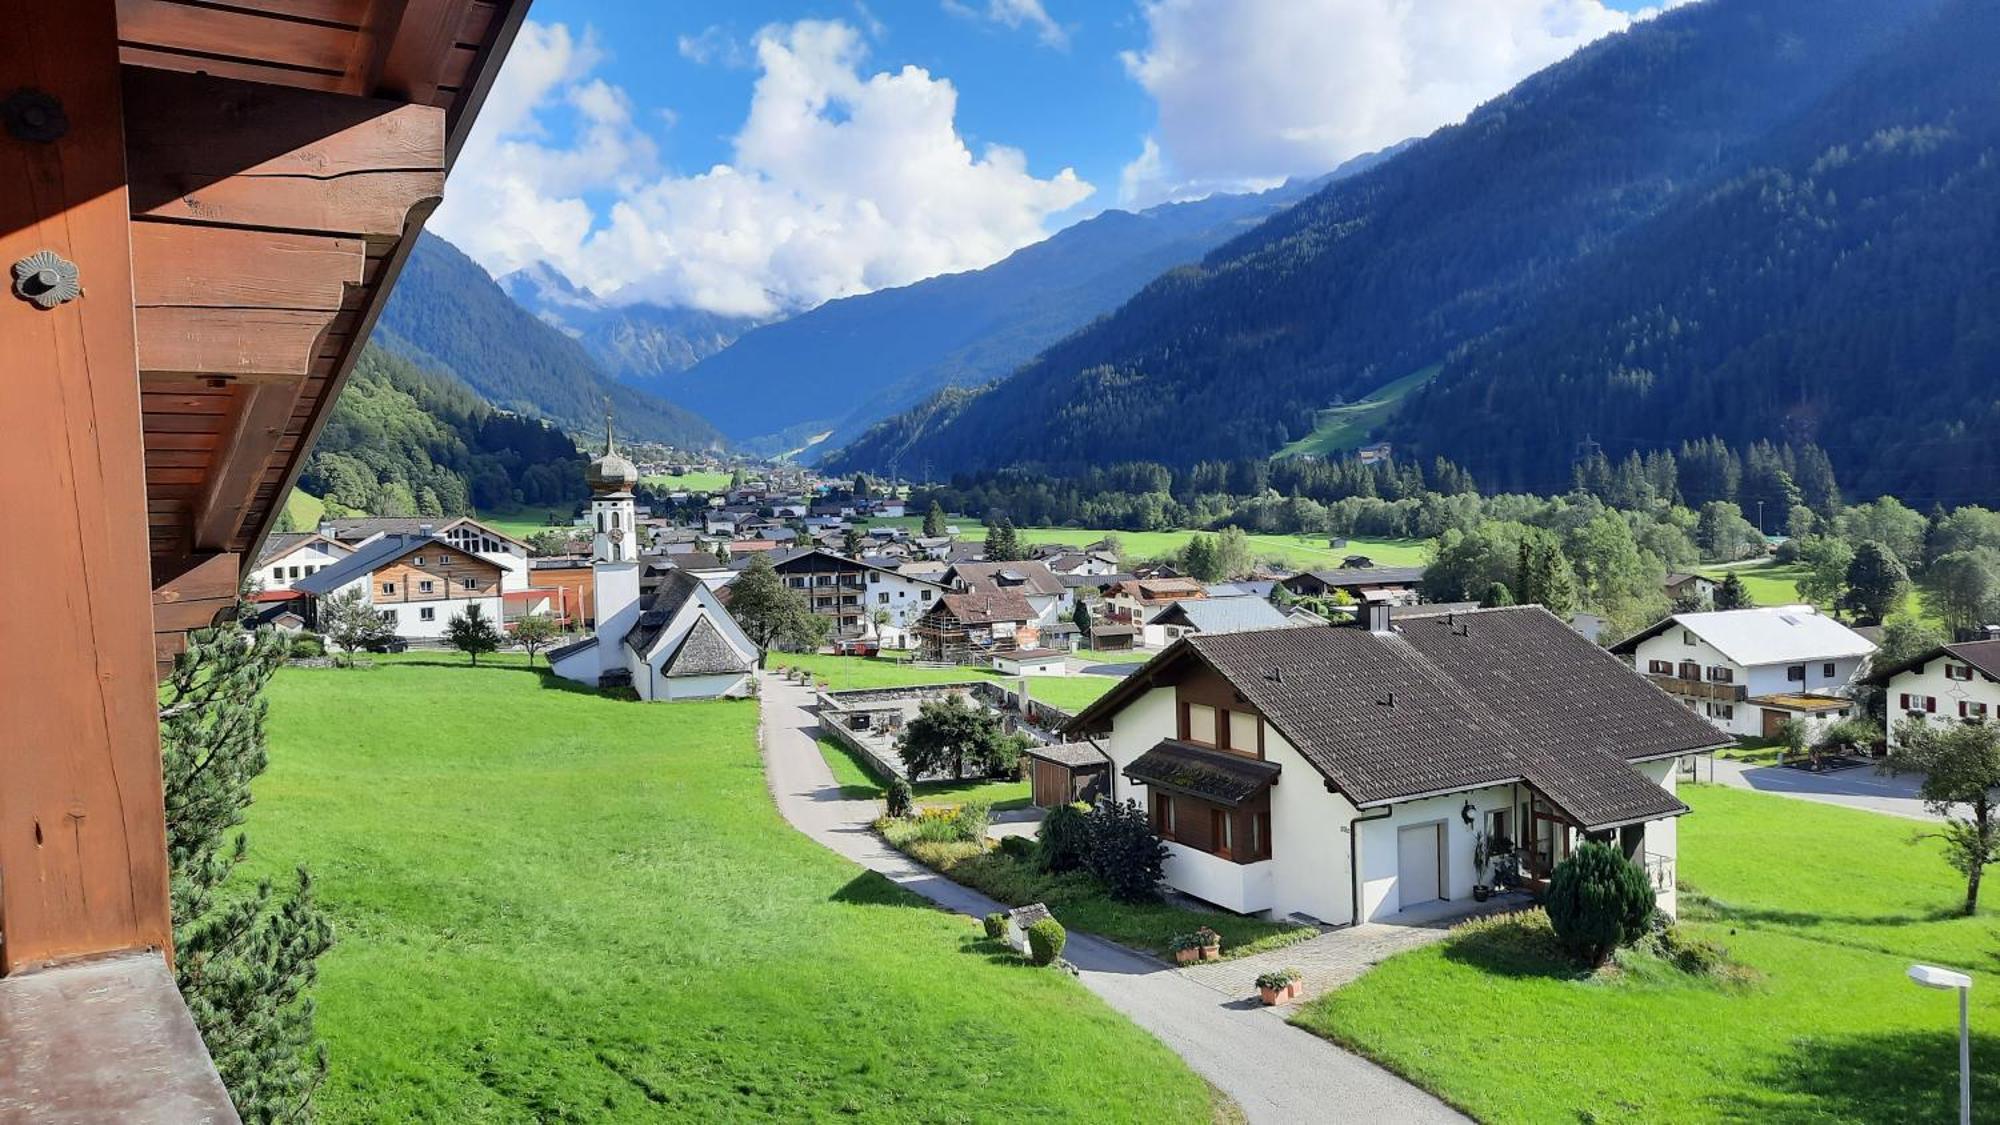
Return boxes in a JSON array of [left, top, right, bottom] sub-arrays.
[[282, 489, 325, 530], [1277, 365, 1439, 459], [249, 656, 1215, 1121]]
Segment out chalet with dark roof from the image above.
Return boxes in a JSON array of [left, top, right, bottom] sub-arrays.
[[1863, 638, 2000, 749], [1066, 605, 1725, 925], [911, 590, 1040, 665], [1279, 565, 1426, 605]]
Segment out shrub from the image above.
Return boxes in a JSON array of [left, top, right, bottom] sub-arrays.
[[1026, 917, 1066, 966], [1037, 802, 1091, 873], [287, 634, 325, 659], [1083, 799, 1167, 903], [1545, 843, 1657, 965], [885, 776, 914, 819], [1168, 932, 1207, 952], [908, 801, 990, 845], [1254, 967, 1302, 990], [1651, 923, 1728, 977], [998, 835, 1037, 862], [983, 912, 1008, 941], [952, 800, 993, 843]]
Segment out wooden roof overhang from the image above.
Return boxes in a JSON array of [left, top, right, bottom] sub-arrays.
[[113, 0, 530, 673], [0, 0, 527, 981]]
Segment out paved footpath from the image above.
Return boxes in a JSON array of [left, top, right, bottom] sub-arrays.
[[757, 672, 1465, 1125]]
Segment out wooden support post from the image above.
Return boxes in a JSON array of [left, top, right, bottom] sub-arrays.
[[0, 0, 174, 973]]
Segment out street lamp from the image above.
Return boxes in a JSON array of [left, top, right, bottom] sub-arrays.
[[1909, 963, 1973, 1125]]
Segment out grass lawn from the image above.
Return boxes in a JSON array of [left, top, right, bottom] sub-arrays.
[[1294, 785, 2000, 1123], [772, 652, 1118, 716], [283, 488, 326, 529], [1700, 558, 1929, 622], [475, 505, 578, 541], [640, 470, 733, 492], [875, 820, 1315, 962], [817, 736, 1030, 811], [249, 655, 1217, 1121], [1275, 365, 1441, 460]]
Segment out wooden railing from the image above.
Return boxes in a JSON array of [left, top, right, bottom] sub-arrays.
[[1645, 674, 1746, 703]]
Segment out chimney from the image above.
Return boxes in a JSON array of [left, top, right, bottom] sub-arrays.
[[419, 523, 434, 536], [1366, 598, 1392, 635]]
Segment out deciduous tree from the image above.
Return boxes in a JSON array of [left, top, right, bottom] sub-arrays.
[[1884, 719, 2000, 915], [896, 694, 1010, 780], [1841, 540, 1910, 624], [445, 603, 502, 665], [323, 587, 390, 666], [512, 612, 563, 666], [728, 554, 828, 660]]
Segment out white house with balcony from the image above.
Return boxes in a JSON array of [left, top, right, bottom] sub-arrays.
[[1065, 605, 1724, 925], [1611, 606, 1876, 739], [1863, 638, 2000, 749]]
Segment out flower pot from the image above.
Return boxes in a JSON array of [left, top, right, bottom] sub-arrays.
[[1174, 947, 1202, 965], [1473, 884, 1491, 902], [1200, 944, 1221, 961], [1258, 982, 1300, 1006]]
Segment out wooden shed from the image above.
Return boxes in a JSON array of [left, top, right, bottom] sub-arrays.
[[1024, 742, 1112, 809]]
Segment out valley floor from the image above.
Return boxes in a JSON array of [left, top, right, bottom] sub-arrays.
[[250, 654, 1217, 1121]]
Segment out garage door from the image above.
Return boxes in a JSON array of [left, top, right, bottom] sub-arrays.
[[1397, 824, 1442, 910]]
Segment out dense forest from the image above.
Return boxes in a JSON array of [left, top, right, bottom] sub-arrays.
[[377, 233, 724, 450], [826, 0, 1984, 504], [297, 346, 587, 520]]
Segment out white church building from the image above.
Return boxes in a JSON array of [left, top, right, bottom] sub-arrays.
[[549, 425, 758, 701]]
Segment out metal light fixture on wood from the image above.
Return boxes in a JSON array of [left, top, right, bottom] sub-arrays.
[[11, 250, 79, 309]]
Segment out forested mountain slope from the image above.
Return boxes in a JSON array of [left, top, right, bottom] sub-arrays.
[[825, 0, 1952, 481], [377, 234, 725, 449], [670, 162, 1396, 453], [299, 346, 588, 518], [1385, 0, 2000, 504]]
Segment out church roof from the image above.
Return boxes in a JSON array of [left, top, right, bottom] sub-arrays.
[[661, 616, 753, 677]]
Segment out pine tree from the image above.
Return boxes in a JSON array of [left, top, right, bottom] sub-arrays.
[[985, 517, 1024, 562], [1713, 571, 1752, 610], [161, 623, 333, 1122], [842, 525, 864, 557], [923, 500, 946, 538], [444, 603, 502, 665]]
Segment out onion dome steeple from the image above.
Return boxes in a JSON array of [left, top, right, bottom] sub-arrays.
[[585, 409, 638, 494]]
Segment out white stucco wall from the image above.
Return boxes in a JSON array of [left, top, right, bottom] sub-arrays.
[[1630, 628, 1863, 737], [1355, 784, 1519, 922], [375, 595, 504, 640], [1260, 726, 1358, 926], [862, 570, 941, 628], [1885, 661, 2000, 748], [1637, 756, 1680, 918], [1162, 844, 1275, 914], [261, 541, 347, 591]]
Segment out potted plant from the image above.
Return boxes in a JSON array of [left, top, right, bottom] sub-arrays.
[[1196, 926, 1222, 961], [1256, 968, 1303, 1006], [1168, 932, 1206, 965]]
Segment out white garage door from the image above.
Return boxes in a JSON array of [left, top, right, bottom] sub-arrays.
[[1397, 824, 1442, 910]]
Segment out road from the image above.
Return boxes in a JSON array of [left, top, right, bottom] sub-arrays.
[[757, 672, 1464, 1125], [1705, 755, 1937, 822]]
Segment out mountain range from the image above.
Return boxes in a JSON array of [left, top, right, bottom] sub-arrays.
[[825, 0, 1989, 504], [375, 234, 725, 449], [488, 152, 1397, 458]]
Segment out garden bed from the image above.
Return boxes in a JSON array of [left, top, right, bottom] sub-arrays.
[[874, 817, 1312, 960]]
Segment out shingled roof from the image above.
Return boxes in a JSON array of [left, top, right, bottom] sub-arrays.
[[1069, 606, 1724, 830], [623, 569, 706, 656], [1125, 740, 1281, 806], [947, 560, 1065, 597], [1863, 638, 2000, 686], [660, 615, 753, 677], [934, 590, 1037, 625]]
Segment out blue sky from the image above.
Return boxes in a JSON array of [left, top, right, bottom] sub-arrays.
[[434, 0, 1679, 318]]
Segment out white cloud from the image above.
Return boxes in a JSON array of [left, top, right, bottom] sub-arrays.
[[435, 19, 1092, 318], [1117, 0, 1656, 206], [943, 0, 1069, 49], [676, 25, 750, 68]]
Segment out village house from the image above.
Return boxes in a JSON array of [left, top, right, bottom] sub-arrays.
[[255, 532, 352, 592], [1611, 606, 1877, 738], [293, 534, 506, 641], [912, 590, 1040, 664], [769, 547, 947, 639], [1279, 565, 1426, 605], [320, 515, 533, 594], [943, 559, 1072, 625], [1147, 597, 1297, 645], [1044, 548, 1122, 578], [549, 432, 757, 701], [1663, 572, 1718, 606], [1066, 606, 1724, 924], [1863, 638, 2000, 749], [1106, 576, 1207, 626]]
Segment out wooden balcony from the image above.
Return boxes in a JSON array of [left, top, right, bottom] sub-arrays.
[[1645, 674, 1746, 703]]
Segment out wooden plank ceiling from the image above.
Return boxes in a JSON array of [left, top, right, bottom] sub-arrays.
[[112, 0, 527, 667]]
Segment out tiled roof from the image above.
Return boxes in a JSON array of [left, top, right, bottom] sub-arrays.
[[936, 590, 1036, 624], [1071, 607, 1723, 829], [291, 534, 462, 597], [257, 532, 316, 563], [1124, 740, 1281, 807], [1151, 598, 1293, 634], [546, 635, 599, 664], [660, 615, 753, 677], [1297, 566, 1426, 588], [1863, 638, 2000, 685], [623, 570, 704, 655], [1022, 741, 1110, 768], [948, 560, 1065, 597]]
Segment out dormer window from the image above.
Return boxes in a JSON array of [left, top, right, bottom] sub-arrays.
[[1947, 663, 1974, 681]]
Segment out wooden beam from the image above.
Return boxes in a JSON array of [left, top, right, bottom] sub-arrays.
[[374, 0, 472, 106], [0, 0, 173, 975], [131, 223, 364, 311], [135, 306, 339, 380], [192, 385, 301, 551], [116, 0, 358, 73]]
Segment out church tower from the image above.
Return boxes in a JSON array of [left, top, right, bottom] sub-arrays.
[[585, 414, 641, 678]]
